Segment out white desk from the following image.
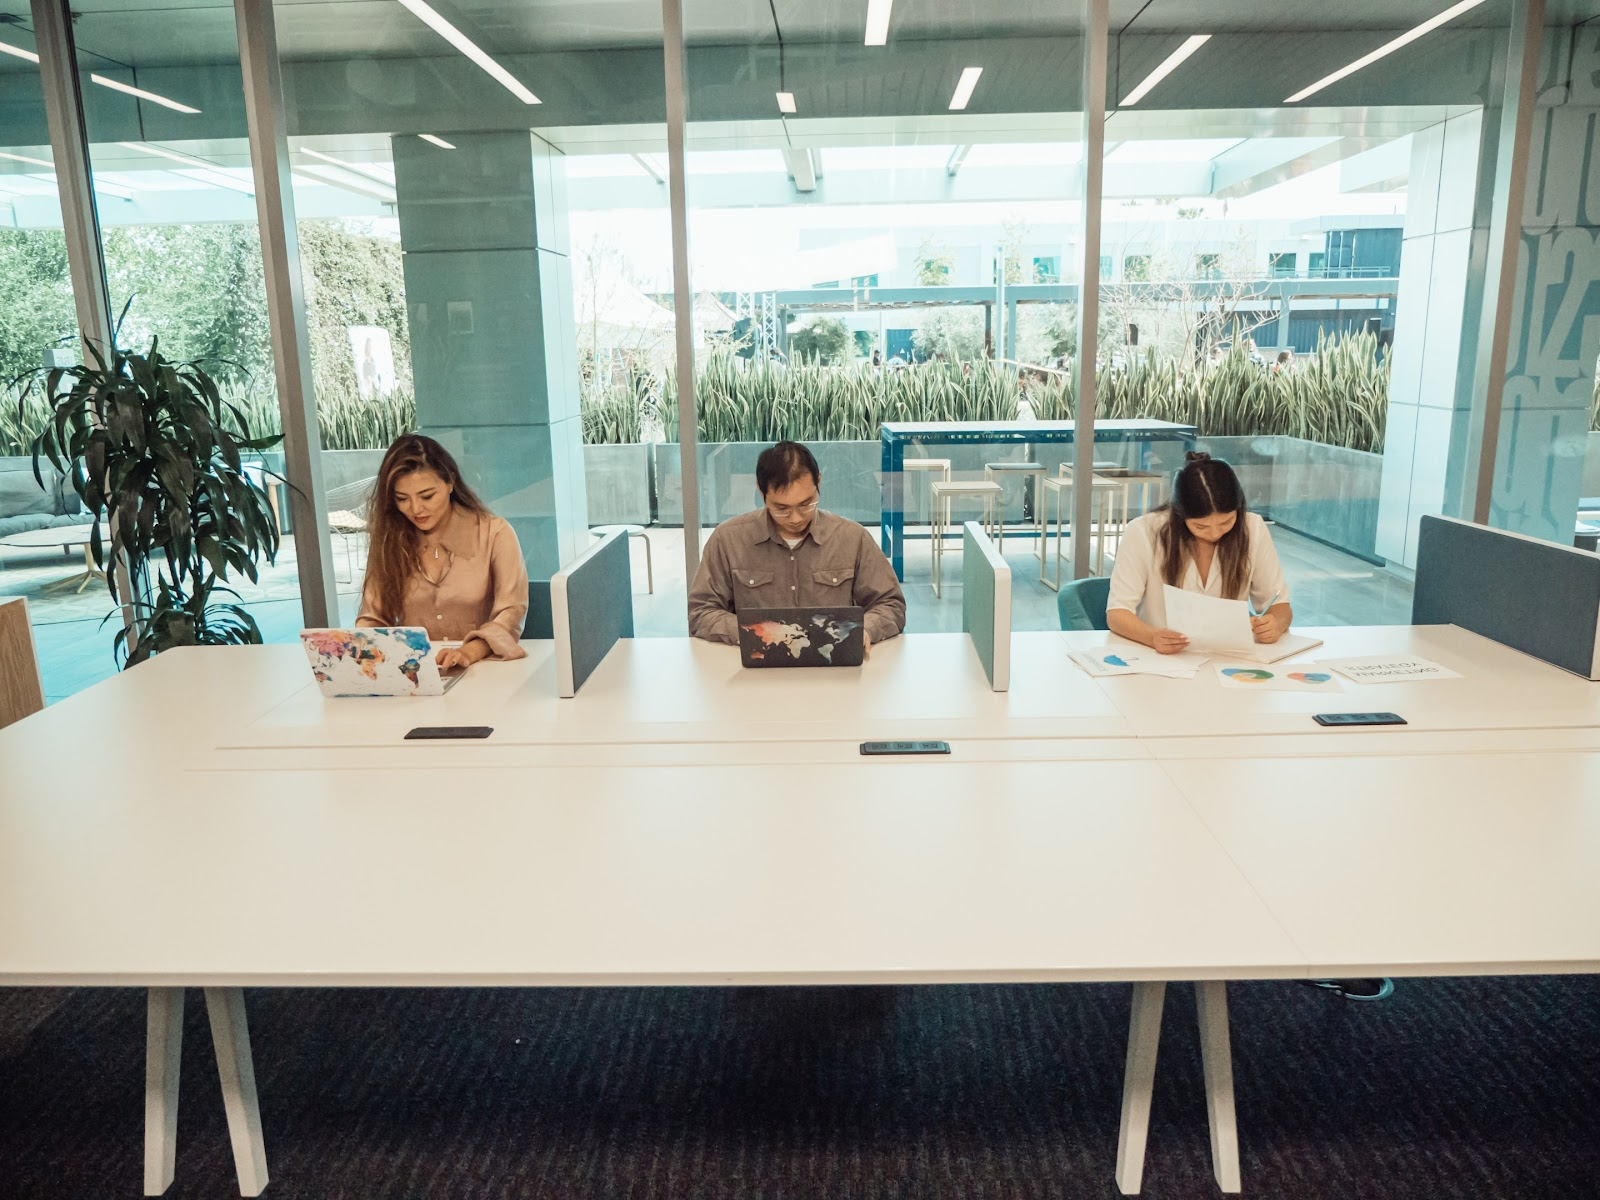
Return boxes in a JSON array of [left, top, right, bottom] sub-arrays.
[[1064, 624, 1600, 741], [0, 751, 1297, 1194], [220, 633, 1132, 752], [7, 625, 1600, 1197], [1164, 751, 1600, 977]]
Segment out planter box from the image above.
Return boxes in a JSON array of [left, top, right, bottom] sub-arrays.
[[1196, 435, 1383, 562], [655, 441, 882, 526], [582, 443, 652, 526]]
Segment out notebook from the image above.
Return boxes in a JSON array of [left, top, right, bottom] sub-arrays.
[[737, 607, 866, 668], [299, 627, 466, 696]]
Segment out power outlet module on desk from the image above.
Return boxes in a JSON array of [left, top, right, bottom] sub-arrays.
[[860, 741, 951, 755]]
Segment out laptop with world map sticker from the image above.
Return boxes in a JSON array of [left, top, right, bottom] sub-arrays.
[[299, 627, 466, 697], [737, 607, 866, 668]]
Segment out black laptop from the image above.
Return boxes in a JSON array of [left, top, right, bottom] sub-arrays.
[[736, 606, 866, 667]]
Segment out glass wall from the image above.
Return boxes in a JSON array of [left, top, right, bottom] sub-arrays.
[[14, 0, 1600, 695], [69, 0, 308, 656], [1092, 1, 1519, 627], [682, 1, 1090, 632], [0, 19, 96, 702], [274, 0, 674, 631]]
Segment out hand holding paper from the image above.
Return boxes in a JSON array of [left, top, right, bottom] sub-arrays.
[[1162, 585, 1256, 653]]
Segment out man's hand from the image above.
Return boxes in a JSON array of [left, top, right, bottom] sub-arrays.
[[1152, 628, 1190, 655]]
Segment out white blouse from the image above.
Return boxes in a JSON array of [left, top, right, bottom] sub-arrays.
[[1106, 510, 1288, 631]]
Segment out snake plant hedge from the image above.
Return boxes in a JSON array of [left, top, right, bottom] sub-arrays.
[[6, 330, 1505, 460], [581, 331, 1396, 454]]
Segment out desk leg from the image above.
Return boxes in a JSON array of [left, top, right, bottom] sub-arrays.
[[1114, 980, 1166, 1194], [145, 988, 184, 1195], [204, 988, 269, 1196], [1195, 980, 1242, 1192]]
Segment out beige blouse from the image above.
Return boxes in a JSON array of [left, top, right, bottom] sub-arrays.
[[356, 508, 529, 660]]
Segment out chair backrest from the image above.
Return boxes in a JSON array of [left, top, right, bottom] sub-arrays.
[[551, 529, 633, 697], [0, 597, 45, 728], [1414, 514, 1600, 678], [1058, 576, 1111, 631]]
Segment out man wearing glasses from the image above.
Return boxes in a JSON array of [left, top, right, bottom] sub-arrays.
[[688, 441, 906, 649]]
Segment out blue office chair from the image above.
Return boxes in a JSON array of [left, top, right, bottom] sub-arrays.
[[1057, 576, 1111, 631]]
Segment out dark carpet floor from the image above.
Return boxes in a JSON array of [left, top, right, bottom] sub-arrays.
[[2, 976, 1598, 1198]]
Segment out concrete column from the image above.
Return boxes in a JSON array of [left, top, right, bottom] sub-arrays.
[[1376, 110, 1488, 567], [391, 131, 588, 580]]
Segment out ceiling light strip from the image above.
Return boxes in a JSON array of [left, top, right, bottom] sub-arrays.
[[395, 0, 540, 105], [865, 0, 893, 47], [1286, 0, 1486, 104], [297, 163, 398, 203], [1119, 34, 1212, 107], [775, 91, 797, 114], [948, 67, 983, 111], [419, 134, 457, 149], [297, 148, 396, 184], [0, 150, 54, 169], [90, 75, 200, 114]]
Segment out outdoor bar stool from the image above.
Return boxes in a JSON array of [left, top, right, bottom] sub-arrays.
[[1097, 470, 1166, 562], [591, 524, 654, 593], [983, 462, 1047, 559], [903, 457, 952, 530], [929, 479, 1002, 597], [1039, 472, 1118, 591]]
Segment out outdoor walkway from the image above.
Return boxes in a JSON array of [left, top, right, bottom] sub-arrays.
[[4, 521, 1412, 704]]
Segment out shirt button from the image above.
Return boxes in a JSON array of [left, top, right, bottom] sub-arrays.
[[791, 585, 796, 591], [748, 578, 756, 585], [435, 614, 442, 619]]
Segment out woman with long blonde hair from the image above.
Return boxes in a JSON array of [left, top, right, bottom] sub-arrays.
[[356, 434, 529, 667]]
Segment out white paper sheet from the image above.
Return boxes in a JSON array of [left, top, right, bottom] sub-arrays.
[[1161, 585, 1256, 653], [1317, 655, 1462, 684], [1067, 642, 1210, 679], [1212, 663, 1344, 692]]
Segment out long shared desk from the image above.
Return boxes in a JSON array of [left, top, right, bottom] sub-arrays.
[[4, 625, 1600, 1196]]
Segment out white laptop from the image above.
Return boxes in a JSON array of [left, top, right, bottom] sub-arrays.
[[299, 627, 466, 697]]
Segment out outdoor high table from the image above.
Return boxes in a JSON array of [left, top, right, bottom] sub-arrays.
[[878, 420, 1196, 579]]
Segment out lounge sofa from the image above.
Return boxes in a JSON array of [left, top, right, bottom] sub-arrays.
[[0, 462, 85, 540]]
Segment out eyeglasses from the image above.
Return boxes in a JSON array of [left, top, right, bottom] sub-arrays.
[[767, 498, 820, 519]]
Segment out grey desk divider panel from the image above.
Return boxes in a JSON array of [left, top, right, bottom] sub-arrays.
[[1413, 514, 1600, 679], [551, 530, 633, 697], [961, 521, 1011, 691]]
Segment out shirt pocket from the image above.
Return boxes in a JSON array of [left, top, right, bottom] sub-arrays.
[[731, 566, 775, 603], [811, 566, 857, 594]]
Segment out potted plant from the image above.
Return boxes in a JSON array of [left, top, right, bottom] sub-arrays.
[[21, 338, 283, 666]]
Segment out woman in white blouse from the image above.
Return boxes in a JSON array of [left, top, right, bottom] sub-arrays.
[[1106, 452, 1293, 654]]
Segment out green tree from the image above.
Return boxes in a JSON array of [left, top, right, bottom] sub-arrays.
[[789, 317, 852, 364], [852, 329, 874, 358], [298, 219, 413, 398], [913, 309, 985, 361], [0, 230, 79, 384], [916, 236, 954, 286], [103, 225, 274, 397]]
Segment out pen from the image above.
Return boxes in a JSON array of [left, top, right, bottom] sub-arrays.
[[1249, 592, 1280, 619]]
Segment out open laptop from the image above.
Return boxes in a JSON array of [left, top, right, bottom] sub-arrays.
[[299, 627, 467, 697], [737, 606, 866, 668]]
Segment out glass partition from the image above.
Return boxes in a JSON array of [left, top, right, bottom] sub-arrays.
[[0, 20, 96, 701], [1091, 1, 1519, 626], [682, 0, 1091, 632], [273, 0, 675, 632]]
